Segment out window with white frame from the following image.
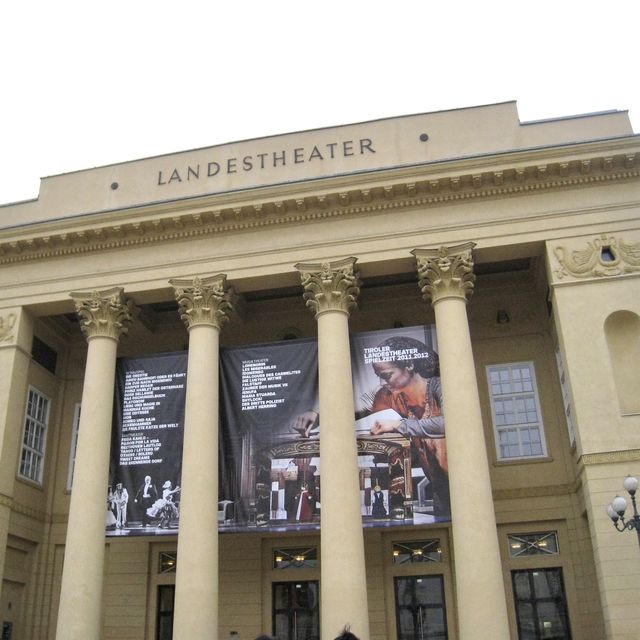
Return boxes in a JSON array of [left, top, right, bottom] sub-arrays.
[[66, 403, 81, 490], [486, 362, 547, 460], [19, 387, 51, 484]]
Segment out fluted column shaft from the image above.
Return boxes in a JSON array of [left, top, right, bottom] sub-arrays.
[[57, 288, 132, 640], [296, 258, 370, 640], [413, 244, 510, 640], [170, 275, 232, 640]]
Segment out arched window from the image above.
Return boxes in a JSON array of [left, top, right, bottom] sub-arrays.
[[605, 310, 640, 414]]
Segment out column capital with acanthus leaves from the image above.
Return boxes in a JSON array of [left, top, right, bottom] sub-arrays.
[[169, 274, 234, 331], [295, 257, 361, 317], [412, 242, 477, 305], [69, 287, 133, 341]]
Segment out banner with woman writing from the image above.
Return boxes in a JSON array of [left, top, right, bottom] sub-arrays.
[[350, 325, 450, 523]]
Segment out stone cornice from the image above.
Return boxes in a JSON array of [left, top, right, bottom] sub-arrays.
[[1, 150, 638, 265]]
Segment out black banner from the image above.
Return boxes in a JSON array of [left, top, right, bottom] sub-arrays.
[[107, 352, 187, 536], [219, 338, 319, 529]]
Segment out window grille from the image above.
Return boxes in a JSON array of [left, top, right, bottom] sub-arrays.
[[159, 552, 177, 573], [392, 539, 442, 564], [273, 547, 318, 569], [508, 532, 559, 557]]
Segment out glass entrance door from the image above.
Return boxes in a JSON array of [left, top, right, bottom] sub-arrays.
[[272, 580, 319, 640], [394, 575, 448, 639]]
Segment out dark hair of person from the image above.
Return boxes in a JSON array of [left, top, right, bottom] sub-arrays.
[[375, 336, 439, 377], [335, 625, 359, 640]]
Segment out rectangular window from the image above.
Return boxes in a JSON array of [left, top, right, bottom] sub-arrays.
[[487, 362, 547, 460], [19, 387, 51, 485], [512, 568, 572, 639], [31, 336, 58, 374], [66, 404, 81, 491]]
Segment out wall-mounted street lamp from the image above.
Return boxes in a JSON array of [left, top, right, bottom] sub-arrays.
[[607, 476, 640, 549]]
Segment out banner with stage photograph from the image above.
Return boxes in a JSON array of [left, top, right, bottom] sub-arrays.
[[106, 351, 187, 536], [219, 337, 320, 528], [105, 324, 450, 536]]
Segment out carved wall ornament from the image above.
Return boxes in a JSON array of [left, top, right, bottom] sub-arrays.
[[294, 257, 360, 316], [412, 242, 476, 304], [169, 274, 233, 330], [553, 234, 640, 279], [0, 312, 17, 344], [69, 287, 133, 341]]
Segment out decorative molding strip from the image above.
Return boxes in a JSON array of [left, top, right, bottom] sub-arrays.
[[493, 483, 575, 501], [580, 449, 640, 465], [1, 154, 638, 265], [0, 493, 47, 521]]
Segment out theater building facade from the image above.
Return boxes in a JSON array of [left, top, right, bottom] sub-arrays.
[[0, 101, 639, 640]]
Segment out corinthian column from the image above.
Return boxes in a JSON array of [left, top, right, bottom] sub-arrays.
[[169, 275, 233, 640], [412, 244, 510, 640], [57, 288, 132, 640], [295, 258, 370, 640]]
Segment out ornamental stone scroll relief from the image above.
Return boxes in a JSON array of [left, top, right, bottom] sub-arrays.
[[0, 312, 17, 344], [552, 234, 640, 280]]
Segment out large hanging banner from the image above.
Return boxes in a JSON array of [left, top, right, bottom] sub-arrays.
[[106, 325, 450, 536], [106, 352, 187, 536], [219, 337, 320, 529], [350, 325, 450, 524]]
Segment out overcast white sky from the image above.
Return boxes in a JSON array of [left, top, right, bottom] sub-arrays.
[[1, 1, 638, 206]]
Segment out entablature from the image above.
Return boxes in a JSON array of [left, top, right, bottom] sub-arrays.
[[1, 144, 638, 266]]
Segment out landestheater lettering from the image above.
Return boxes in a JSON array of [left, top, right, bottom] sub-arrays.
[[157, 137, 376, 185]]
